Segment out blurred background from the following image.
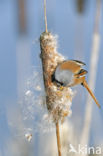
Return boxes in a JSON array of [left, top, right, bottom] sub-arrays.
[[0, 0, 103, 156]]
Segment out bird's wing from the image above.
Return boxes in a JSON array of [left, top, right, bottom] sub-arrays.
[[71, 60, 86, 66], [75, 69, 88, 77], [60, 60, 85, 74]]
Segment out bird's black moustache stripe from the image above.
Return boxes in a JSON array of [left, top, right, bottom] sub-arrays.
[[81, 82, 84, 86], [51, 73, 64, 86]]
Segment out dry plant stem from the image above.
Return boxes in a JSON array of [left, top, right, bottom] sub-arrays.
[[80, 0, 101, 152], [77, 0, 84, 13], [18, 0, 26, 33], [40, 32, 64, 156], [40, 32, 73, 156], [56, 122, 61, 156], [44, 0, 48, 33], [94, 0, 101, 33]]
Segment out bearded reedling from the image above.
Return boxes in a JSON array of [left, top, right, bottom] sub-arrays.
[[52, 60, 100, 108]]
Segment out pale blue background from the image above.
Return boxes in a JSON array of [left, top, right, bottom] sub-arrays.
[[0, 0, 103, 155]]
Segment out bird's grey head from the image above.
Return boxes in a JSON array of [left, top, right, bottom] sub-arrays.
[[52, 65, 74, 86]]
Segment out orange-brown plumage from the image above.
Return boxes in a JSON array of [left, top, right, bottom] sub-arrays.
[[60, 60, 84, 74], [52, 60, 100, 108]]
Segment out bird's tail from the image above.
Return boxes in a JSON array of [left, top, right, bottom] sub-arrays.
[[82, 80, 100, 108]]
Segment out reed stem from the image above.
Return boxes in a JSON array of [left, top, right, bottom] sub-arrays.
[[44, 0, 48, 33], [56, 122, 61, 156]]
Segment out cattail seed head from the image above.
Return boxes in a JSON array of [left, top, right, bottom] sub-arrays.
[[40, 32, 73, 123]]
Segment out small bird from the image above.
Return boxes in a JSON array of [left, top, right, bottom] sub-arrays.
[[52, 60, 100, 108]]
